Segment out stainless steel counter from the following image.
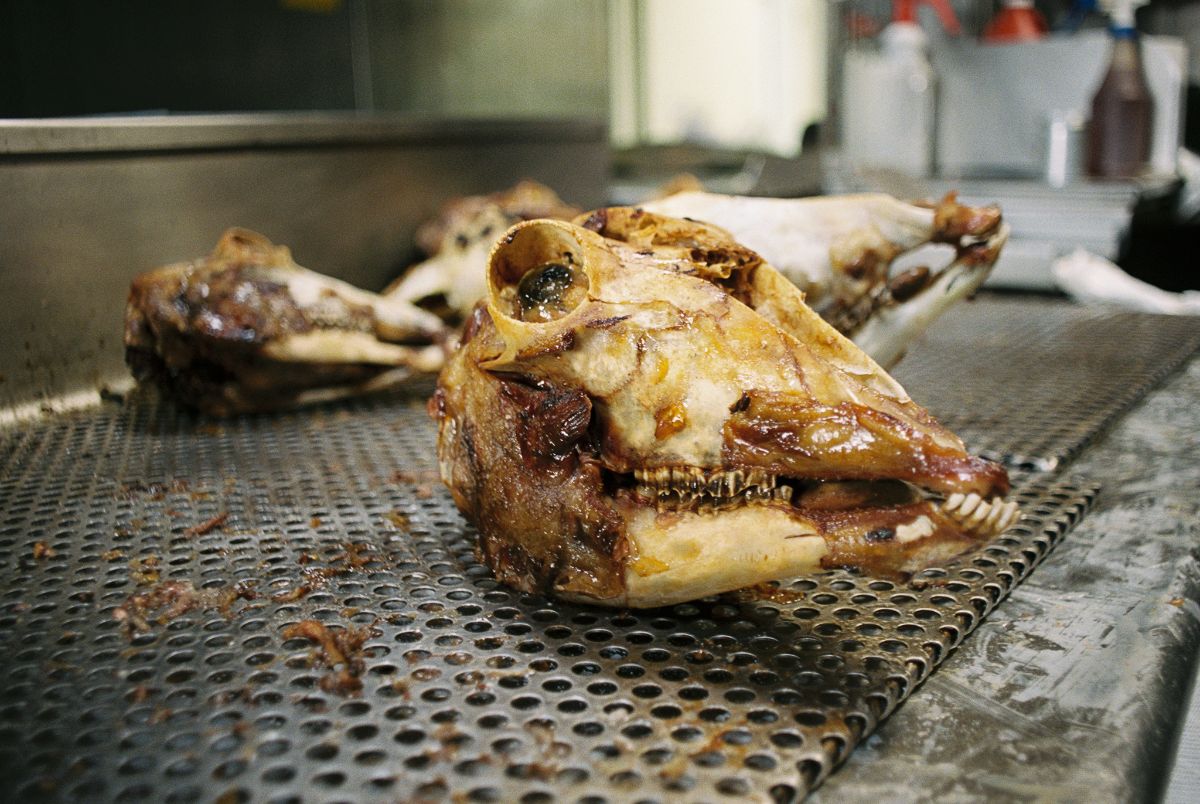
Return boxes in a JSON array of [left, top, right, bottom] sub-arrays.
[[815, 302, 1200, 802], [0, 295, 1196, 802]]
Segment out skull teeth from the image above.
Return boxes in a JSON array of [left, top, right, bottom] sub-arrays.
[[632, 467, 788, 510], [940, 493, 1021, 537]]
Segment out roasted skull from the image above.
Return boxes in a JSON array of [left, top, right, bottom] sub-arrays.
[[644, 191, 1008, 367], [394, 188, 1007, 369], [433, 211, 1018, 607], [125, 228, 447, 416]]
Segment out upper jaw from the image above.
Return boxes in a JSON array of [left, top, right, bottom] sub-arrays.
[[481, 216, 1010, 503], [628, 465, 794, 510]]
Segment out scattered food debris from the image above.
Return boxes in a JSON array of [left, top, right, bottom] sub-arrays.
[[113, 579, 257, 635], [390, 469, 440, 499], [271, 542, 376, 603], [184, 511, 229, 537], [281, 619, 374, 697], [730, 582, 806, 604], [386, 510, 411, 531], [129, 555, 161, 585], [32, 541, 57, 560]]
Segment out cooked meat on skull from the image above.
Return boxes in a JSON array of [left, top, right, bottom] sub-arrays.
[[432, 212, 1018, 607], [125, 228, 447, 416], [385, 180, 581, 321], [643, 191, 1008, 368]]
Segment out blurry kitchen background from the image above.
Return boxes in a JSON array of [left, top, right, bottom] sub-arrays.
[[2, 0, 1197, 291]]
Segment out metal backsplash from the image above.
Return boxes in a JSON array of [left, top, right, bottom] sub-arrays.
[[0, 115, 609, 416]]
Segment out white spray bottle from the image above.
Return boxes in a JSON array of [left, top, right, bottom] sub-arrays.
[[841, 0, 961, 178]]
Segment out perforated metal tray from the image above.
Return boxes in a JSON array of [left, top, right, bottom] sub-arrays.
[[0, 391, 1095, 803], [892, 295, 1200, 469]]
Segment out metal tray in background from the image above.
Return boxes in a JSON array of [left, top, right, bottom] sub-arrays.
[[0, 391, 1094, 804], [892, 295, 1200, 470]]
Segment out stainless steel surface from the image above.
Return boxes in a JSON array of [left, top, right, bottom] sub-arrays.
[[0, 115, 607, 154], [892, 294, 1200, 469], [815, 316, 1200, 804], [0, 115, 608, 413], [0, 297, 1195, 803], [0, 390, 1090, 803]]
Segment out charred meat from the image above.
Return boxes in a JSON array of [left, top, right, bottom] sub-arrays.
[[125, 228, 447, 415]]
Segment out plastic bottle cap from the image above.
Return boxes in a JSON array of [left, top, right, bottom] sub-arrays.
[[882, 20, 929, 53]]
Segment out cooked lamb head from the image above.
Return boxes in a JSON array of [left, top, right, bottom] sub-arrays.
[[125, 228, 447, 416], [643, 191, 1009, 368], [433, 214, 1018, 608]]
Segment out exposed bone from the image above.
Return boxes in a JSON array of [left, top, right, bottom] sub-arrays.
[[642, 191, 1009, 368], [482, 218, 1005, 496], [385, 181, 581, 317], [433, 213, 1018, 607], [940, 493, 1021, 538]]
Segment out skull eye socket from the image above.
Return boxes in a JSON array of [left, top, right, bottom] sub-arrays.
[[490, 221, 591, 324], [515, 261, 587, 323]]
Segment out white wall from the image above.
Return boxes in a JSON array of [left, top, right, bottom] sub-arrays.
[[610, 0, 827, 155]]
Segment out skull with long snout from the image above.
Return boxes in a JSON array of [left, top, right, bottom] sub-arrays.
[[644, 191, 1010, 368], [393, 188, 1007, 370], [433, 213, 1018, 607]]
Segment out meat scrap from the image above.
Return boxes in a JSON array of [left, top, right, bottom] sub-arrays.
[[270, 541, 377, 603], [184, 511, 229, 537], [390, 469, 440, 500], [282, 619, 375, 696], [32, 542, 57, 560], [113, 579, 257, 635]]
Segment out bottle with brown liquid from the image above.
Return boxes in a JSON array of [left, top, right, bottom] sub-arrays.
[[1086, 24, 1154, 178]]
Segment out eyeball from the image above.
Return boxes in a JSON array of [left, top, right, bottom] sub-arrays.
[[489, 221, 591, 323]]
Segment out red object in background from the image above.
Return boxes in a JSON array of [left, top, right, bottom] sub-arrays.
[[983, 1, 1049, 43], [893, 0, 962, 35]]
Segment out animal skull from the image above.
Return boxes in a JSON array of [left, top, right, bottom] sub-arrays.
[[385, 180, 580, 320], [125, 228, 447, 415], [433, 212, 1017, 607], [394, 188, 1007, 370], [644, 191, 1009, 368]]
